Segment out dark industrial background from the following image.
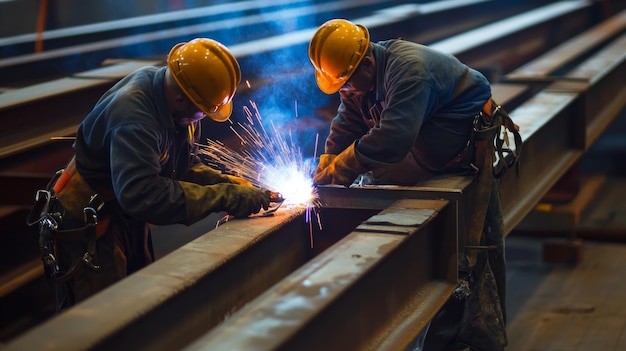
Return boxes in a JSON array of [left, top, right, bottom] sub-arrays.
[[2, 0, 626, 350]]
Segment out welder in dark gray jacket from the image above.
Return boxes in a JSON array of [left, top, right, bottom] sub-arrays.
[[309, 19, 516, 351], [29, 38, 270, 312]]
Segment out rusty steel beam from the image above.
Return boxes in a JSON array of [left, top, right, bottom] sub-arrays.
[[504, 9, 626, 150], [2, 206, 385, 351], [183, 199, 456, 351], [505, 9, 626, 82], [1, 198, 457, 351], [503, 13, 626, 233], [500, 90, 582, 234], [549, 32, 626, 149], [2, 3, 621, 349], [430, 0, 597, 75]]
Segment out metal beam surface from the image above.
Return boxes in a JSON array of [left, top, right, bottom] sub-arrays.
[[505, 9, 626, 81], [3, 3, 625, 350], [3, 208, 317, 351], [552, 32, 626, 149], [500, 90, 582, 234], [184, 199, 456, 351]]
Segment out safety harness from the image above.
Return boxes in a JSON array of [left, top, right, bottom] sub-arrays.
[[466, 98, 521, 266], [27, 157, 111, 284], [450, 98, 522, 350]]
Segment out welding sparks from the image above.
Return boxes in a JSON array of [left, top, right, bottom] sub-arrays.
[[197, 100, 322, 245]]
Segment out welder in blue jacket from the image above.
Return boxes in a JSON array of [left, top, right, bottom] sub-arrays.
[[30, 38, 270, 311], [309, 19, 511, 351], [310, 20, 492, 186]]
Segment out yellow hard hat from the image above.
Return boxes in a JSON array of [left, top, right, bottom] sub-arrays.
[[308, 19, 370, 94], [168, 38, 241, 122]]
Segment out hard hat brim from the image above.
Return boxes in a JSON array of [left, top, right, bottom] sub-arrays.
[[315, 70, 345, 95], [206, 100, 233, 122]]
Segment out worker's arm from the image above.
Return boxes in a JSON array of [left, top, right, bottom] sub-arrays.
[[182, 163, 253, 187]]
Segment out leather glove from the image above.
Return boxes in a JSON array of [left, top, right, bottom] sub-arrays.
[[179, 182, 270, 223], [184, 163, 252, 186], [222, 184, 270, 217], [313, 141, 367, 186], [224, 174, 253, 187], [314, 153, 337, 178]]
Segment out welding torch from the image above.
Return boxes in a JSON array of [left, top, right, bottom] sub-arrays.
[[266, 190, 284, 203], [262, 190, 285, 216]]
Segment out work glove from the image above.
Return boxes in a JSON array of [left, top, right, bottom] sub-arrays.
[[313, 141, 368, 187], [184, 163, 252, 187], [314, 153, 337, 178], [224, 174, 253, 187], [179, 182, 270, 224]]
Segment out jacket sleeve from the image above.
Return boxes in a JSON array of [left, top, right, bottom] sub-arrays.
[[181, 163, 235, 185], [356, 73, 436, 169], [325, 95, 371, 155], [178, 182, 269, 225], [109, 124, 190, 225]]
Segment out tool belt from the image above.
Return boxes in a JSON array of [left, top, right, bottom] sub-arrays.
[[444, 98, 522, 178], [26, 156, 113, 284], [473, 98, 522, 178]]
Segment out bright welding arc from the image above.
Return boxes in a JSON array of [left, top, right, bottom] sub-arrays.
[[197, 101, 321, 216]]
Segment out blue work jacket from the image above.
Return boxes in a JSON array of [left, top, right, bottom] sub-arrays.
[[325, 39, 492, 172]]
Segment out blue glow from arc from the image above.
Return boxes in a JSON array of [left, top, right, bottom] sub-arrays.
[[198, 100, 321, 211]]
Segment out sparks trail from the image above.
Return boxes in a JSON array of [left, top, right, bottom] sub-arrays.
[[197, 100, 322, 247]]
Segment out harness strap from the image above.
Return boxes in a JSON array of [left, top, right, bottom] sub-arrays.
[[441, 98, 502, 174], [26, 170, 63, 226], [464, 98, 502, 271], [482, 98, 493, 116], [55, 156, 114, 201]]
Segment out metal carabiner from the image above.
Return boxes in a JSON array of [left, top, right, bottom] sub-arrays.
[[26, 190, 52, 226], [83, 206, 98, 226], [81, 252, 101, 270]]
